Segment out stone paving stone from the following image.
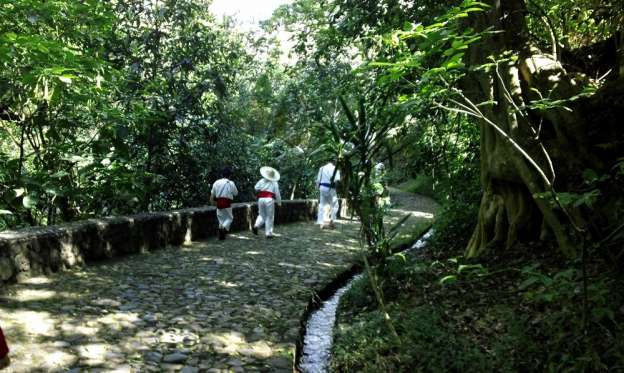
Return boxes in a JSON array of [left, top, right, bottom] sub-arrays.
[[0, 190, 436, 372]]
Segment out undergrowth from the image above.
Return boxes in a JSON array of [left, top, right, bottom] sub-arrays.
[[330, 206, 624, 372], [397, 175, 435, 199]]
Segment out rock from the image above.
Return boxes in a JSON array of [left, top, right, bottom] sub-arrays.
[[267, 357, 291, 369], [143, 314, 158, 323], [163, 352, 188, 363], [93, 298, 121, 307], [107, 364, 132, 372], [119, 303, 137, 311], [180, 366, 199, 373], [53, 341, 72, 348], [0, 257, 14, 281], [227, 358, 243, 367], [238, 342, 272, 359], [105, 351, 125, 362], [144, 351, 163, 362], [159, 363, 184, 372]]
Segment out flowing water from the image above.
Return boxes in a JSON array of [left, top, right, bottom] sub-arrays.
[[299, 229, 435, 372]]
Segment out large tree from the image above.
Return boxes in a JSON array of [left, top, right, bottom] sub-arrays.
[[462, 0, 624, 258]]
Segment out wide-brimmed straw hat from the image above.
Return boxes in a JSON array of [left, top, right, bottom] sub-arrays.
[[260, 166, 280, 182]]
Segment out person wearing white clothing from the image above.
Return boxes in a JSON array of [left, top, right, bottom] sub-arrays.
[[210, 167, 238, 240], [316, 161, 341, 228], [253, 166, 282, 238]]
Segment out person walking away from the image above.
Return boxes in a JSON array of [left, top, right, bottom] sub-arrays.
[[0, 326, 9, 369], [253, 166, 281, 239], [210, 167, 238, 240], [316, 160, 341, 229]]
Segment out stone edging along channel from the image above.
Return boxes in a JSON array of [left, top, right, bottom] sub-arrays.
[[294, 225, 433, 372], [0, 199, 348, 286]]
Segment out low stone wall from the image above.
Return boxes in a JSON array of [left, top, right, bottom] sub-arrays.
[[0, 199, 348, 286]]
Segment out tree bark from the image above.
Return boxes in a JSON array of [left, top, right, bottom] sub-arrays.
[[464, 0, 624, 258]]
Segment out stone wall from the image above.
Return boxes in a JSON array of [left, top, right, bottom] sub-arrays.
[[0, 200, 348, 286]]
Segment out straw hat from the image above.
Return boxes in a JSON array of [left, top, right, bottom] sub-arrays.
[[260, 166, 280, 182]]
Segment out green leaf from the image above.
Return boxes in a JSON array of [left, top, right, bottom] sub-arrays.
[[51, 171, 70, 178], [4, 32, 18, 41], [457, 263, 484, 274], [519, 276, 541, 290], [23, 195, 37, 208], [439, 275, 458, 285], [58, 75, 74, 84]]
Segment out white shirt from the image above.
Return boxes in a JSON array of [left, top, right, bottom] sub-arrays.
[[375, 162, 385, 176], [255, 178, 281, 203], [211, 178, 238, 199], [317, 163, 341, 186]]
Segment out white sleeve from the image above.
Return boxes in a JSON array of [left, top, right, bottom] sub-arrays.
[[334, 169, 341, 182], [316, 167, 322, 184], [231, 182, 238, 196], [254, 180, 262, 191], [274, 182, 282, 203]]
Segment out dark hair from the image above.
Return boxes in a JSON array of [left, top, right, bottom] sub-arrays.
[[221, 167, 232, 178]]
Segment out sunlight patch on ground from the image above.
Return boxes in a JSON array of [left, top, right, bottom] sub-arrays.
[[75, 343, 112, 366], [44, 350, 78, 369], [278, 262, 305, 269], [412, 211, 435, 219], [12, 288, 58, 301], [218, 280, 238, 288], [325, 242, 349, 249], [229, 234, 253, 240], [159, 331, 187, 345], [316, 262, 339, 268], [5, 310, 55, 335], [19, 276, 52, 285], [199, 257, 225, 265], [201, 331, 278, 359], [98, 313, 140, 332]]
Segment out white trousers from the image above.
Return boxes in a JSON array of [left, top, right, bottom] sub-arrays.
[[254, 198, 275, 236], [216, 207, 234, 231], [317, 187, 339, 224]]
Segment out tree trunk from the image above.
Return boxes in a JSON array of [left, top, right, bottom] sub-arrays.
[[464, 0, 624, 258]]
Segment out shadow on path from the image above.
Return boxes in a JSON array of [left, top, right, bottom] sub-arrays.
[[0, 191, 436, 372]]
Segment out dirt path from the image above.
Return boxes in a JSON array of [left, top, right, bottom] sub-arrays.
[[0, 191, 436, 373]]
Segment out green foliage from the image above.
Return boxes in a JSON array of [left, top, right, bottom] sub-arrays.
[[0, 0, 316, 229], [517, 265, 624, 371], [333, 241, 624, 372], [397, 174, 434, 198], [332, 304, 497, 372], [428, 172, 480, 251], [526, 0, 624, 52]]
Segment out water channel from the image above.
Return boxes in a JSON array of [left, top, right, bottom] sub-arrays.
[[298, 228, 435, 372]]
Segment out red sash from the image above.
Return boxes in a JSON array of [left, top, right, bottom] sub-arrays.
[[216, 198, 232, 209], [0, 327, 8, 359], [257, 191, 275, 199]]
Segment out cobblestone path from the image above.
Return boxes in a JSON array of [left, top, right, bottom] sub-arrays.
[[0, 191, 436, 373]]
